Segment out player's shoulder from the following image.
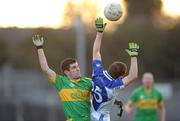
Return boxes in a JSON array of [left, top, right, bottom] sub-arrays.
[[81, 77, 92, 88], [81, 77, 92, 81], [55, 73, 68, 81], [135, 86, 144, 91], [153, 87, 162, 95], [81, 77, 92, 84], [132, 86, 144, 94]]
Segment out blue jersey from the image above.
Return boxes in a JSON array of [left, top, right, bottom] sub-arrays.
[[91, 60, 124, 121]]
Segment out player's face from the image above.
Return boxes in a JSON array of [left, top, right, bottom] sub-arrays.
[[142, 73, 154, 87], [68, 62, 81, 79]]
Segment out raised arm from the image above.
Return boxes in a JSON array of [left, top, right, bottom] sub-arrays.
[[123, 42, 139, 86], [93, 18, 107, 60], [32, 35, 55, 82]]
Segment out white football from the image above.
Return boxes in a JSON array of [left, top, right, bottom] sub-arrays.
[[104, 3, 123, 21]]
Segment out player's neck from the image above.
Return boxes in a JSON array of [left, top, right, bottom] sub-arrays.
[[144, 86, 152, 93], [68, 76, 81, 82]]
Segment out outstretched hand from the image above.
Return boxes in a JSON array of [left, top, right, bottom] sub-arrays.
[[125, 42, 139, 57], [32, 35, 44, 47], [95, 17, 107, 33]]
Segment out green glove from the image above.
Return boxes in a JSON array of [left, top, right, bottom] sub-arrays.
[[95, 17, 107, 33], [125, 42, 139, 57]]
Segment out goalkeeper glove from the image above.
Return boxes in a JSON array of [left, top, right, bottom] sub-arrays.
[[95, 17, 107, 33], [125, 42, 139, 57], [32, 35, 44, 49]]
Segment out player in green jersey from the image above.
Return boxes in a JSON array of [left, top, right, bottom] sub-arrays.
[[32, 35, 92, 121], [125, 72, 166, 121]]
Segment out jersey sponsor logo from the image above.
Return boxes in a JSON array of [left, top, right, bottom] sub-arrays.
[[59, 89, 90, 101], [51, 72, 57, 83], [137, 99, 159, 109]]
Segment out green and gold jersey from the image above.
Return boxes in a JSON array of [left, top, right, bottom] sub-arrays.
[[51, 72, 92, 121], [129, 86, 163, 121]]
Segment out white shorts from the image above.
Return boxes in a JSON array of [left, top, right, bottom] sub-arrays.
[[91, 111, 110, 121]]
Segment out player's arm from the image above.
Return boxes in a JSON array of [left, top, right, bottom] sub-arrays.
[[123, 43, 139, 87], [125, 100, 134, 114], [32, 35, 55, 83], [93, 18, 107, 61], [125, 89, 139, 114], [159, 101, 166, 121]]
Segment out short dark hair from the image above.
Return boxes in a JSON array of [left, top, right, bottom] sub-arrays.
[[108, 61, 127, 79], [61, 58, 77, 74]]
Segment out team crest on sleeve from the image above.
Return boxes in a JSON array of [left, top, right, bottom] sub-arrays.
[[96, 64, 101, 67]]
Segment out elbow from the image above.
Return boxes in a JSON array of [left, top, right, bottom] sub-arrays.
[[124, 72, 138, 87], [93, 49, 99, 55], [132, 75, 138, 81], [42, 69, 48, 75], [133, 74, 138, 80], [42, 68, 48, 73], [41, 66, 50, 73], [93, 51, 100, 58], [129, 73, 138, 81], [130, 70, 138, 80]]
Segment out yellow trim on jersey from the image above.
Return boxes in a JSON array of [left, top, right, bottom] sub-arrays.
[[51, 72, 56, 83], [137, 99, 159, 108], [70, 78, 80, 83], [59, 89, 90, 101]]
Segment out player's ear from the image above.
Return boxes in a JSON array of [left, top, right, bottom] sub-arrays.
[[64, 70, 69, 76]]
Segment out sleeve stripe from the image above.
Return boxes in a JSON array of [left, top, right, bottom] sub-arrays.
[[103, 71, 113, 81]]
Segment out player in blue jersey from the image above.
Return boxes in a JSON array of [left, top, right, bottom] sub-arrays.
[[91, 17, 140, 121]]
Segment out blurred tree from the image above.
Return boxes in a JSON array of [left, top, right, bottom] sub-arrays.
[[9, 29, 76, 74], [124, 0, 162, 19], [5, 0, 180, 80], [0, 38, 7, 67], [162, 23, 180, 78], [6, 23, 180, 80], [63, 0, 98, 31]]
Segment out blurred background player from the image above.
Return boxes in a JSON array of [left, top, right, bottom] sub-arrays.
[[32, 35, 92, 121], [125, 72, 166, 121], [91, 17, 139, 121]]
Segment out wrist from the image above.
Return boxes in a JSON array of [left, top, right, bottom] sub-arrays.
[[129, 51, 138, 57], [97, 32, 103, 35], [97, 29, 103, 33], [130, 56, 137, 60], [130, 56, 137, 58], [36, 45, 43, 49]]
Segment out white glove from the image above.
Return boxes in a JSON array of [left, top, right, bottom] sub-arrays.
[[32, 35, 44, 48]]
